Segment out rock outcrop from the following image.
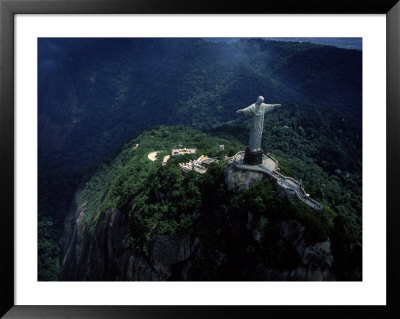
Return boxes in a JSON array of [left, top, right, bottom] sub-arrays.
[[224, 163, 335, 281], [276, 219, 334, 279], [224, 160, 264, 191], [244, 218, 335, 281], [60, 199, 195, 281], [60, 164, 335, 281]]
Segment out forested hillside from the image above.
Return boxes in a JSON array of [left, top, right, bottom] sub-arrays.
[[39, 38, 361, 169], [59, 125, 361, 281]]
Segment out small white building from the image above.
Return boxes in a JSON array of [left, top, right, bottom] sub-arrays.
[[171, 148, 197, 156], [162, 155, 170, 166]]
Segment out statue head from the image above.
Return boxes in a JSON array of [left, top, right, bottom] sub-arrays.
[[256, 96, 264, 104]]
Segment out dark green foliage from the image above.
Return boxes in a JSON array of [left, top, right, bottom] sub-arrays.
[[291, 201, 332, 245], [76, 126, 243, 250], [232, 180, 283, 216], [42, 121, 361, 280], [230, 178, 332, 245], [39, 38, 361, 171], [260, 102, 361, 223], [331, 213, 362, 279], [191, 178, 302, 279], [76, 125, 341, 278], [38, 215, 61, 280], [200, 162, 228, 208]]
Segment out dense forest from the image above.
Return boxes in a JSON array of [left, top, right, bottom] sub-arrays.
[[38, 38, 362, 281]]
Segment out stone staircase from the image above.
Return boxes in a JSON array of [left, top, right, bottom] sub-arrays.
[[229, 152, 323, 211]]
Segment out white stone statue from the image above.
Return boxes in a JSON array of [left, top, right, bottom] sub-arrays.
[[237, 96, 281, 152]]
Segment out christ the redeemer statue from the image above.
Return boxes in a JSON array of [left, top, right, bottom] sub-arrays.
[[237, 96, 281, 165]]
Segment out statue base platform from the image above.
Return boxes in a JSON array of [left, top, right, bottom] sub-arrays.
[[244, 148, 263, 165]]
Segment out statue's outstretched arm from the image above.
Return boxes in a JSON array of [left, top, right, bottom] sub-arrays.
[[237, 105, 253, 116], [263, 103, 282, 113]]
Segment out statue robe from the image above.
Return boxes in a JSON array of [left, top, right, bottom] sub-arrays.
[[241, 103, 278, 152]]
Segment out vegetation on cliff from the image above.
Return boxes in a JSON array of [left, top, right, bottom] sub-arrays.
[[78, 126, 242, 235], [58, 124, 361, 280]]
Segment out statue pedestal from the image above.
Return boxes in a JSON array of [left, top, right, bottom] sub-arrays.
[[244, 148, 263, 165]]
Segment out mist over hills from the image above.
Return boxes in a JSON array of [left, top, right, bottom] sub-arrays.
[[265, 38, 362, 50], [39, 38, 361, 169], [205, 38, 362, 50], [38, 38, 362, 281]]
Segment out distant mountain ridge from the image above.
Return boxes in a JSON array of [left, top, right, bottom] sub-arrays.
[[266, 38, 362, 50], [205, 38, 362, 50]]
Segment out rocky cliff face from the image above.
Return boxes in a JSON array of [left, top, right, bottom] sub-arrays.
[[60, 198, 196, 280], [61, 162, 335, 281], [224, 161, 264, 192], [224, 162, 335, 281], [242, 214, 335, 281]]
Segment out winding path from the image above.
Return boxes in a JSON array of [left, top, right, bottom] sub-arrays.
[[231, 152, 323, 211]]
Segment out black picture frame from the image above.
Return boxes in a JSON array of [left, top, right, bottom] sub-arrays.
[[1, 0, 399, 318]]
